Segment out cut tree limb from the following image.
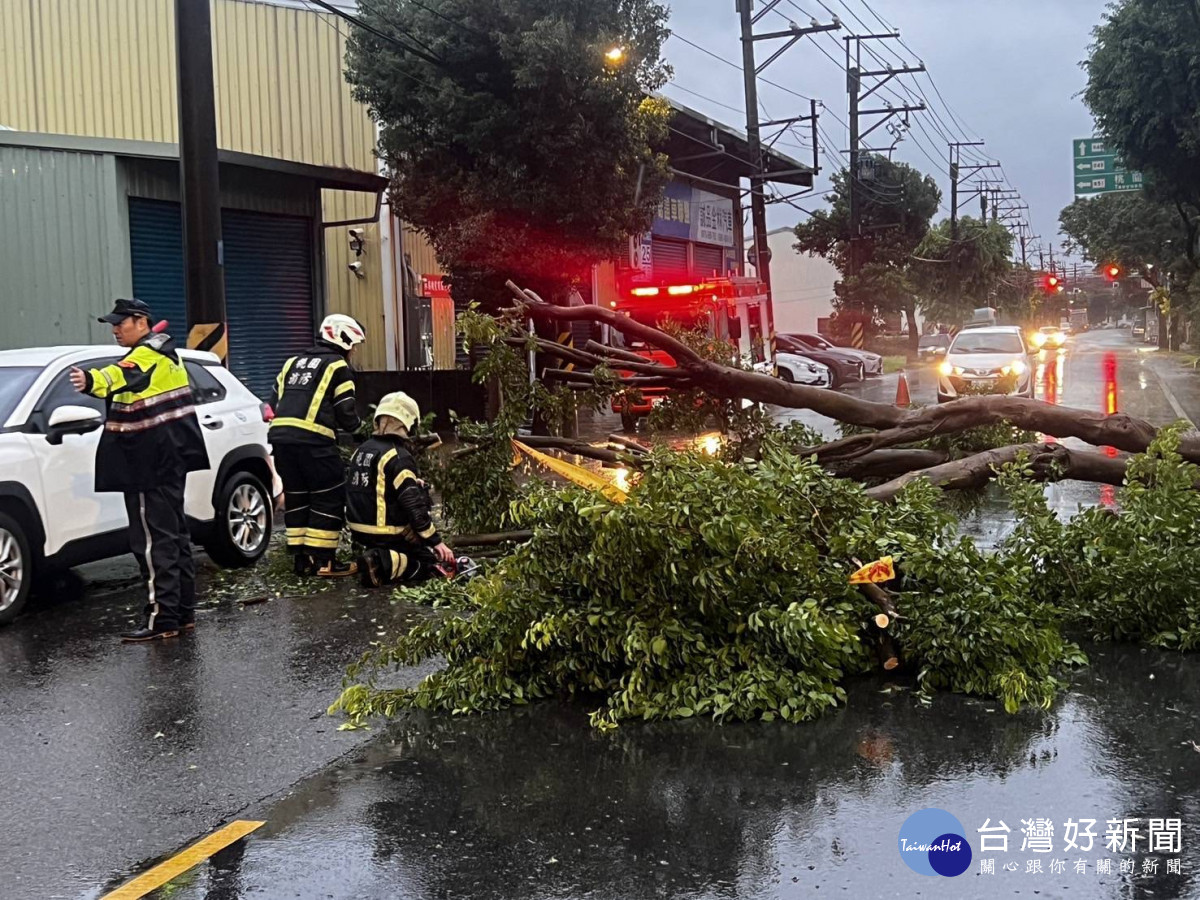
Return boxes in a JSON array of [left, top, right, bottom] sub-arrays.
[[824, 449, 950, 480], [447, 531, 534, 549]]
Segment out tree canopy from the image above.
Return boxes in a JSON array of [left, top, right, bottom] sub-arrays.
[[911, 217, 1016, 326], [1084, 0, 1200, 262], [1059, 193, 1188, 290], [344, 0, 674, 303], [793, 157, 941, 338]]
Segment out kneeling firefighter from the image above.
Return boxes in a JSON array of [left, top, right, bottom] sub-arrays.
[[269, 314, 365, 577], [345, 392, 456, 588]]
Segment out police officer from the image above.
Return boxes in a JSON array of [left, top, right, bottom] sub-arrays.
[[269, 314, 365, 577], [345, 392, 455, 588], [69, 299, 210, 642]]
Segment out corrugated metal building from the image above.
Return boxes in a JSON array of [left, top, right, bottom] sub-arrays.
[[0, 130, 386, 397], [0, 0, 447, 371]]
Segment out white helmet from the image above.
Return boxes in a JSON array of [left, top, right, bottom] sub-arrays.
[[375, 392, 421, 430], [319, 314, 366, 352]]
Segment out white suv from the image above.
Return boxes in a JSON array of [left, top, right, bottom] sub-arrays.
[[0, 346, 277, 624]]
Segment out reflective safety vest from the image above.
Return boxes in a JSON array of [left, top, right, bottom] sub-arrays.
[[268, 345, 360, 446], [345, 435, 441, 546], [83, 333, 209, 492]]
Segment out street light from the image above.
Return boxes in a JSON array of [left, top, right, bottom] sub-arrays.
[[605, 46, 626, 64]]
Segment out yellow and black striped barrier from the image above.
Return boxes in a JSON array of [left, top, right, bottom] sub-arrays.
[[850, 322, 865, 349], [188, 322, 228, 362]]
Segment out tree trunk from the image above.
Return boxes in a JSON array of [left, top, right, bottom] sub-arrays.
[[904, 303, 920, 360]]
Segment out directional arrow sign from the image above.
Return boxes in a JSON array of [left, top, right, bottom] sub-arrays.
[[1075, 173, 1143, 196], [1073, 137, 1142, 196]]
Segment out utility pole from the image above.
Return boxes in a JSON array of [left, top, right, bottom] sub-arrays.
[[738, 1, 840, 353], [175, 0, 227, 360], [948, 142, 993, 301], [844, 31, 925, 347]]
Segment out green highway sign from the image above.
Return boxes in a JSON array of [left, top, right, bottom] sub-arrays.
[[1073, 137, 1142, 196], [1075, 172, 1143, 195], [1075, 137, 1112, 158]]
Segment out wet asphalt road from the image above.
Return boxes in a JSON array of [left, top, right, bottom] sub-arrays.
[[0, 562, 441, 899], [5, 329, 1200, 899]]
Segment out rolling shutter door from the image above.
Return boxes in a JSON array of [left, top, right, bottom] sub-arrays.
[[693, 243, 725, 277], [222, 209, 314, 399], [128, 199, 187, 336], [128, 200, 314, 399], [651, 237, 688, 278]]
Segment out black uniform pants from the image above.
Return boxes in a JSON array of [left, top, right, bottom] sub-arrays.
[[358, 537, 441, 586], [124, 482, 194, 631], [274, 444, 346, 562]]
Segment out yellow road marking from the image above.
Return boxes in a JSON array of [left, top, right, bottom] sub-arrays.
[[101, 820, 265, 899]]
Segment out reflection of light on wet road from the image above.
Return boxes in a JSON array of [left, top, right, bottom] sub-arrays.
[[1036, 349, 1066, 406], [1103, 352, 1118, 415], [1100, 484, 1116, 508]]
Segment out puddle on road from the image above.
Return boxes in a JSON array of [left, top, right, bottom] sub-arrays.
[[152, 642, 1200, 900]]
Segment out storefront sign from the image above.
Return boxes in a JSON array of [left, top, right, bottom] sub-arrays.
[[652, 181, 735, 248], [421, 274, 450, 299]]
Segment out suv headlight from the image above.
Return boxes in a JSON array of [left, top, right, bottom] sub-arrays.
[[1003, 359, 1027, 376], [938, 360, 954, 376]]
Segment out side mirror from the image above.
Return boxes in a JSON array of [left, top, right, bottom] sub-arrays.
[[46, 405, 103, 445], [728, 318, 743, 341]]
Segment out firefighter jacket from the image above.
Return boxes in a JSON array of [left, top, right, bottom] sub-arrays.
[[82, 333, 209, 493], [345, 436, 442, 546], [268, 345, 361, 446]]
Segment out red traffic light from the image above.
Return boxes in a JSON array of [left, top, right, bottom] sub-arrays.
[[1044, 274, 1063, 293], [1105, 264, 1122, 281]]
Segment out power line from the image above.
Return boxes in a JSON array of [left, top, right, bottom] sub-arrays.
[[304, 0, 445, 68], [669, 33, 814, 101]]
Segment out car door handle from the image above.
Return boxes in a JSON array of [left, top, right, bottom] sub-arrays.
[[202, 417, 224, 430]]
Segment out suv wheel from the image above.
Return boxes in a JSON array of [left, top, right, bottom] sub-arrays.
[[0, 512, 33, 625], [204, 471, 272, 568]]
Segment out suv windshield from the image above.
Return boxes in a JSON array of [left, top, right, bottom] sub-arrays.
[[0, 367, 41, 423], [950, 332, 1025, 355], [919, 335, 950, 348]]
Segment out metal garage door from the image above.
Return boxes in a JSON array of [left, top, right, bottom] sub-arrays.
[[128, 199, 315, 398], [651, 237, 689, 278], [128, 198, 187, 335], [221, 209, 314, 398]]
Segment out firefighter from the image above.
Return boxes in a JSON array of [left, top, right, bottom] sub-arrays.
[[345, 392, 455, 588], [269, 314, 366, 577], [69, 299, 210, 642]]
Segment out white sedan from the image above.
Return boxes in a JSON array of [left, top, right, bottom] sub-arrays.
[[0, 346, 278, 623], [775, 352, 833, 388]]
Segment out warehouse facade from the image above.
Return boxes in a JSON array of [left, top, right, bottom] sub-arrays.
[[0, 0, 447, 376]]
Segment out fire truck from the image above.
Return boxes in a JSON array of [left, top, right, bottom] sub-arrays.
[[608, 275, 773, 431]]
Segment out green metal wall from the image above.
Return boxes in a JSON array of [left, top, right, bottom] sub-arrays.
[[0, 146, 131, 349]]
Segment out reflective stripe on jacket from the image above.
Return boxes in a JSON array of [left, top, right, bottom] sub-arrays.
[[82, 333, 209, 492], [268, 345, 360, 445], [345, 435, 441, 545]]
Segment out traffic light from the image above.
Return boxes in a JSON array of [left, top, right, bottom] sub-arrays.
[[1043, 274, 1064, 294], [1104, 264, 1122, 282]]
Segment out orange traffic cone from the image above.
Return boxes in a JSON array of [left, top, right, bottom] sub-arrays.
[[895, 369, 911, 407]]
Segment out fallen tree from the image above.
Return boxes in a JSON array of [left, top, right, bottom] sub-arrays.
[[330, 285, 1200, 731]]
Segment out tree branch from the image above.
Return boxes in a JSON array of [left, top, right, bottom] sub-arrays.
[[502, 280, 1200, 464], [864, 442, 1133, 502]]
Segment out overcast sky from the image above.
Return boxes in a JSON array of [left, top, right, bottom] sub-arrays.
[[661, 0, 1108, 260]]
